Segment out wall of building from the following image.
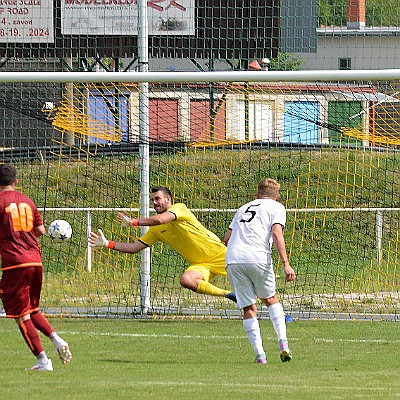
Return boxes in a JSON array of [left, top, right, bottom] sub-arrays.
[[299, 31, 400, 70]]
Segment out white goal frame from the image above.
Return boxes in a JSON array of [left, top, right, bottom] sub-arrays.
[[5, 68, 400, 315]]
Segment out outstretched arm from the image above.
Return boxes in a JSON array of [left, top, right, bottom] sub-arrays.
[[88, 229, 148, 254], [117, 211, 176, 227]]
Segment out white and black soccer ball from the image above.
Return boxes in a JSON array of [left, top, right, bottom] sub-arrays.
[[48, 219, 72, 243]]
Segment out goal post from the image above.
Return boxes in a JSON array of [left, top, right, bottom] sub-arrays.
[[0, 70, 399, 321]]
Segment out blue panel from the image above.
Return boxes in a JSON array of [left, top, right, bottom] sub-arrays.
[[87, 94, 129, 144], [284, 101, 319, 144]]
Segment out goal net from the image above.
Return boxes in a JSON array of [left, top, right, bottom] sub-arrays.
[[0, 70, 399, 321]]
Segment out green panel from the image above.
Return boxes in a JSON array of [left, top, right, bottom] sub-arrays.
[[328, 101, 363, 146]]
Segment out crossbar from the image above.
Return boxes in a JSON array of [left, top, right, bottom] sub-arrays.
[[0, 69, 400, 83]]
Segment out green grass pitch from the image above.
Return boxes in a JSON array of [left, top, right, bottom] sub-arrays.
[[0, 317, 398, 400]]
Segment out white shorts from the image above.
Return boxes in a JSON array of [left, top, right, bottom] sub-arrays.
[[226, 262, 276, 309]]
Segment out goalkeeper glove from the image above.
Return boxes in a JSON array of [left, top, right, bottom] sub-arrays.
[[89, 229, 115, 249], [117, 212, 139, 227]]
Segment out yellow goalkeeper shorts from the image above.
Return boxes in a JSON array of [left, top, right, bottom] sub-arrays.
[[186, 252, 227, 282]]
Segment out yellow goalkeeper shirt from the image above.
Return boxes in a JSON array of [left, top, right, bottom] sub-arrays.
[[139, 203, 226, 264]]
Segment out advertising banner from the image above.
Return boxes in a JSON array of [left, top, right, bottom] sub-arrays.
[[61, 0, 195, 36], [0, 0, 53, 43]]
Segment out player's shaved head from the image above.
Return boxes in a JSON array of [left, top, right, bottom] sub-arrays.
[[0, 163, 17, 186]]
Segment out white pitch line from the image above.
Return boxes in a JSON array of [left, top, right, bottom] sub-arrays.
[[61, 331, 248, 340], [60, 330, 400, 344], [314, 337, 400, 343]]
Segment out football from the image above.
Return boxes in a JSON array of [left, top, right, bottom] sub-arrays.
[[48, 219, 73, 242]]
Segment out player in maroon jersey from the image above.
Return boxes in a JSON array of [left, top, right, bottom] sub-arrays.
[[0, 163, 72, 371]]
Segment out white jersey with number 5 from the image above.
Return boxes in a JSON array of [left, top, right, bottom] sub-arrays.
[[225, 198, 286, 264]]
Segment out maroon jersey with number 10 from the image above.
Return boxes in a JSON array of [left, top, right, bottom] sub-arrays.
[[0, 190, 43, 271]]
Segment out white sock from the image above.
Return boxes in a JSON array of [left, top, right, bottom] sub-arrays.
[[37, 351, 48, 362], [268, 302, 287, 342], [243, 317, 264, 356]]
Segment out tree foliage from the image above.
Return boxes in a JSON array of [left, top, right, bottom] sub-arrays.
[[317, 0, 400, 27], [269, 53, 304, 71]]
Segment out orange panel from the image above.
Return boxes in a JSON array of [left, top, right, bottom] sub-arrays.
[[190, 100, 226, 142]]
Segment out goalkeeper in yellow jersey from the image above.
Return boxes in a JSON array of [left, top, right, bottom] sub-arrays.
[[88, 186, 236, 302]]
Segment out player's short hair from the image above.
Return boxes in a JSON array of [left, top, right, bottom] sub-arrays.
[[0, 163, 17, 186], [152, 186, 173, 200], [258, 178, 280, 198]]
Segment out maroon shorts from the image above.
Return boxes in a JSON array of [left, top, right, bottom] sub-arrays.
[[0, 266, 42, 318]]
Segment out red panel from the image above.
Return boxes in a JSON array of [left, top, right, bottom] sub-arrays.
[[149, 99, 179, 142]]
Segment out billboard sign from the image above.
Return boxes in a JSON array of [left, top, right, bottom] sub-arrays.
[[0, 0, 53, 43], [61, 0, 195, 36]]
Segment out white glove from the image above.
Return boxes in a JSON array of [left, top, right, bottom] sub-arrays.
[[117, 212, 133, 227], [88, 229, 109, 248]]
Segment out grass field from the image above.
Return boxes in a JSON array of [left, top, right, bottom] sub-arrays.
[[0, 317, 398, 400]]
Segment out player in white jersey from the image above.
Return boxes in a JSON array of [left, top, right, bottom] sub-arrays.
[[223, 178, 296, 364]]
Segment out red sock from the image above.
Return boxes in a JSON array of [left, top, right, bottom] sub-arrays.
[[19, 319, 44, 356], [30, 311, 55, 337]]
